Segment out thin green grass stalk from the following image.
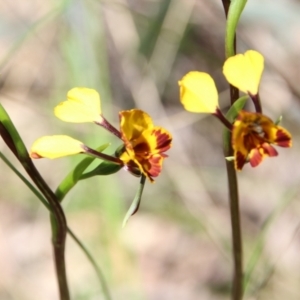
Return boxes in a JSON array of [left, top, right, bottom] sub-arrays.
[[0, 151, 113, 300], [0, 105, 70, 300], [0, 151, 49, 208], [67, 230, 113, 300], [243, 187, 298, 295], [0, 0, 71, 70], [223, 0, 248, 58]]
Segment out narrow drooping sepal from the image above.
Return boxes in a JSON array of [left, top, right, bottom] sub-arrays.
[[232, 110, 292, 170], [248, 143, 278, 168], [30, 135, 85, 159]]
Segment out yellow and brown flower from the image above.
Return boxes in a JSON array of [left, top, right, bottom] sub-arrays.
[[118, 109, 172, 182], [232, 110, 292, 170], [30, 88, 172, 182]]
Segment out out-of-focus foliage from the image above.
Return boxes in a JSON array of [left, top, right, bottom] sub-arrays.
[[1, 0, 300, 299]]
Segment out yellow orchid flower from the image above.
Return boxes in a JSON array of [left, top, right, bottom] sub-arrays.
[[232, 110, 292, 170], [30, 88, 172, 182], [119, 109, 172, 182], [179, 50, 265, 116]]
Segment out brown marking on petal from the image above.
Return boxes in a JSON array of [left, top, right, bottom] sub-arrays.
[[133, 142, 150, 155], [152, 129, 172, 153], [243, 132, 262, 153], [235, 151, 247, 171], [233, 111, 292, 170], [134, 154, 163, 180], [30, 152, 43, 159], [275, 129, 292, 147]]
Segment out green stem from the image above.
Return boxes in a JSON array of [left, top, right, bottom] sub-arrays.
[[0, 151, 49, 208], [223, 0, 248, 58], [221, 1, 246, 299], [0, 151, 113, 300], [0, 106, 70, 300], [67, 229, 113, 300]]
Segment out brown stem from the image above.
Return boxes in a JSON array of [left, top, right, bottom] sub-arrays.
[[83, 145, 124, 165], [226, 65, 243, 300], [0, 123, 70, 300], [230, 84, 240, 106], [249, 93, 262, 113], [221, 0, 243, 298], [213, 108, 233, 130], [21, 159, 70, 300], [221, 0, 230, 17], [225, 155, 243, 300], [0, 122, 18, 157], [95, 116, 122, 139]]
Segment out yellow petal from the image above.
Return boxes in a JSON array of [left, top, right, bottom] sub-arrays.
[[30, 135, 84, 159], [54, 88, 103, 123], [178, 71, 218, 113], [223, 50, 264, 95], [119, 109, 153, 143]]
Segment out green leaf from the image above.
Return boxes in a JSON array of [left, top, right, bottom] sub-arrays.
[[243, 188, 298, 294], [122, 175, 146, 228], [274, 115, 282, 125], [223, 95, 248, 153], [225, 0, 248, 58], [0, 103, 29, 160], [226, 95, 248, 123], [0, 61, 113, 300], [55, 143, 110, 202], [80, 160, 123, 180], [138, 0, 172, 58]]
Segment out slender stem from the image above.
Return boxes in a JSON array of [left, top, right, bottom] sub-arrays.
[[95, 116, 122, 139], [0, 121, 70, 300], [221, 0, 243, 298], [230, 85, 240, 106], [221, 0, 230, 16], [225, 157, 243, 300], [0, 122, 18, 157], [68, 229, 113, 300], [226, 85, 243, 300], [226, 80, 243, 300], [0, 151, 49, 208], [0, 151, 112, 300], [213, 108, 233, 130], [83, 145, 124, 165], [21, 159, 69, 300], [250, 93, 262, 114]]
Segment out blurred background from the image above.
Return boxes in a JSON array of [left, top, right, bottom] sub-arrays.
[[1, 0, 300, 299]]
